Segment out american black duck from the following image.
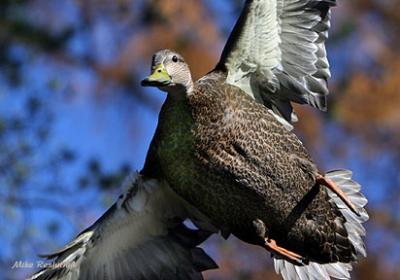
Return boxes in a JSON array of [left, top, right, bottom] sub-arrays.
[[29, 1, 368, 279], [140, 0, 368, 279]]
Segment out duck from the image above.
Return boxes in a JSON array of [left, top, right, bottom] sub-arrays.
[[140, 0, 368, 278], [29, 1, 368, 279]]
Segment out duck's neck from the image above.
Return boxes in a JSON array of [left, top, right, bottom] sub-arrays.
[[167, 81, 194, 100]]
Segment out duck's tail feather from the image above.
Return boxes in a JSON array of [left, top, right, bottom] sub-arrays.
[[274, 169, 368, 280]]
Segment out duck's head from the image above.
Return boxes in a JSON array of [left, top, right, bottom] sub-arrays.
[[141, 49, 193, 94]]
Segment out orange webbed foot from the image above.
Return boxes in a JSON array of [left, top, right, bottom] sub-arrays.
[[264, 238, 306, 265]]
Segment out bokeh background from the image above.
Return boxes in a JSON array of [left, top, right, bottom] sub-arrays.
[[1, 0, 400, 279]]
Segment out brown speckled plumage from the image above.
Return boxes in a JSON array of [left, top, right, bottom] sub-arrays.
[[142, 70, 355, 264]]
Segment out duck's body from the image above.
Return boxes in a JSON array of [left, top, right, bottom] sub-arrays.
[[142, 71, 354, 264]]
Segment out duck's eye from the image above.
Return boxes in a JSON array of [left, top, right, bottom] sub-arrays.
[[172, 55, 178, 63]]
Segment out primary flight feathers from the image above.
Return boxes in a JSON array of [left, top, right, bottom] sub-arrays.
[[29, 174, 217, 280], [216, 0, 335, 128]]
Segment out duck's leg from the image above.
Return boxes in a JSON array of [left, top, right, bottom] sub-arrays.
[[264, 238, 305, 265], [316, 174, 359, 216], [252, 219, 305, 265]]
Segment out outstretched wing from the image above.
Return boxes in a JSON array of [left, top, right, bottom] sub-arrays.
[[29, 173, 217, 280], [214, 0, 335, 128]]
